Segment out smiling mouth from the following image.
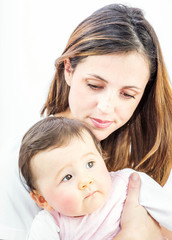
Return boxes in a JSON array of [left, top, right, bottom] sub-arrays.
[[90, 118, 113, 129]]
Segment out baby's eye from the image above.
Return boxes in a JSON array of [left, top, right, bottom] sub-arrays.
[[86, 161, 94, 169], [62, 174, 72, 182]]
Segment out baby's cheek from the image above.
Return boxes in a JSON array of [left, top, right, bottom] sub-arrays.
[[55, 190, 80, 216]]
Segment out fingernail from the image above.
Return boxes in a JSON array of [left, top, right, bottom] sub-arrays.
[[131, 172, 139, 181]]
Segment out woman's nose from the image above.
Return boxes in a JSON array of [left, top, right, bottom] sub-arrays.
[[97, 91, 116, 114], [78, 179, 93, 190]]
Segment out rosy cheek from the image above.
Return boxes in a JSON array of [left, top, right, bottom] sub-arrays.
[[52, 189, 79, 216]]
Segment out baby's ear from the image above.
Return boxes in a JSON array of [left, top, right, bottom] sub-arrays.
[[64, 58, 73, 86], [30, 191, 52, 211]]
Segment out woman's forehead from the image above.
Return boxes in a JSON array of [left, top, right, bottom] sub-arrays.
[[73, 52, 150, 86]]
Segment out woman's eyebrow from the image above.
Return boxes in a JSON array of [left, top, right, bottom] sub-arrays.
[[88, 74, 108, 83], [88, 74, 142, 90]]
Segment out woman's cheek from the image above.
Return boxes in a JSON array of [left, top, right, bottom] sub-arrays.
[[120, 104, 138, 121]]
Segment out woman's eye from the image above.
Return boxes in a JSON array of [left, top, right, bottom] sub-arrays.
[[87, 84, 103, 90], [121, 92, 135, 99], [86, 161, 94, 169], [62, 174, 72, 182]]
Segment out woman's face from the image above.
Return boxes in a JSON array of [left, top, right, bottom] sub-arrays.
[[64, 52, 150, 141]]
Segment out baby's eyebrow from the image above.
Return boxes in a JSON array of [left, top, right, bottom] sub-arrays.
[[81, 152, 98, 158], [54, 164, 72, 180]]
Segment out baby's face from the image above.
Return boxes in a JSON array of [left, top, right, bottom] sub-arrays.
[[30, 130, 111, 216]]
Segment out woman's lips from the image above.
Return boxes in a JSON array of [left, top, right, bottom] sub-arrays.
[[90, 118, 113, 129]]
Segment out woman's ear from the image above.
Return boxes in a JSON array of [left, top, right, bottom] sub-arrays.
[[64, 58, 73, 86], [30, 190, 53, 211]]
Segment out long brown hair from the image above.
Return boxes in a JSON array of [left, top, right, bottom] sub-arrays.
[[41, 4, 172, 185]]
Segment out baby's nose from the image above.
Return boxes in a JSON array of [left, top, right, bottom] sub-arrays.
[[79, 179, 93, 190]]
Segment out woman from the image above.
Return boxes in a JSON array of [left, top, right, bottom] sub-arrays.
[[41, 3, 172, 238], [42, 4, 172, 185], [0, 3, 171, 240]]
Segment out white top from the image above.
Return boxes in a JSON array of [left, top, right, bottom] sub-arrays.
[[26, 211, 60, 240], [0, 137, 40, 240], [27, 170, 172, 240], [0, 138, 172, 240]]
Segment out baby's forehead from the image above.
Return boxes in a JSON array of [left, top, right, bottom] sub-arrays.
[[30, 129, 99, 170], [31, 134, 98, 174], [56, 129, 97, 148]]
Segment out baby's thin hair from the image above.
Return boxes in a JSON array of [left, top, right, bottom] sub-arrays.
[[18, 117, 101, 192]]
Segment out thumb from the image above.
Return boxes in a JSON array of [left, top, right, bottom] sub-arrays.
[[125, 172, 141, 205]]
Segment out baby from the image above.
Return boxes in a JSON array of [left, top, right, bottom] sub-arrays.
[[18, 117, 172, 240]]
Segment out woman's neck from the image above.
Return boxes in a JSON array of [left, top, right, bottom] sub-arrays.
[[54, 108, 73, 119]]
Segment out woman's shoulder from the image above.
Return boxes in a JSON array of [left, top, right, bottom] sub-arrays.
[[163, 169, 172, 194]]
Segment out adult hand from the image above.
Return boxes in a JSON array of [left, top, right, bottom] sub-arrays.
[[114, 172, 163, 240]]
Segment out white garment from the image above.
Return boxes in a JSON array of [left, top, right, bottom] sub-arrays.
[[26, 211, 60, 240], [27, 170, 172, 240], [0, 138, 172, 240], [0, 137, 40, 240]]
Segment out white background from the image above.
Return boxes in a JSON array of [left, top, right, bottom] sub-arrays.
[[0, 0, 172, 149]]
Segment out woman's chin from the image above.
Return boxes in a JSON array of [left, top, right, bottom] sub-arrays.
[[92, 130, 113, 142]]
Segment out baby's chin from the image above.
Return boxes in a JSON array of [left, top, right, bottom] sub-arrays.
[[67, 201, 104, 218], [61, 190, 111, 217], [78, 192, 107, 216]]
